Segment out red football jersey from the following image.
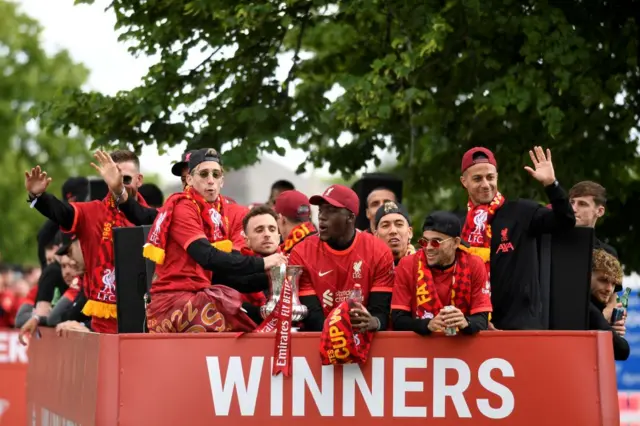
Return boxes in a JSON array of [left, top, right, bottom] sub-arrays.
[[391, 251, 492, 317], [151, 199, 215, 294], [290, 231, 395, 316]]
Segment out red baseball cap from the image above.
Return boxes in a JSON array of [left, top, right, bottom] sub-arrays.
[[309, 185, 359, 215], [461, 147, 497, 173], [274, 190, 311, 220]]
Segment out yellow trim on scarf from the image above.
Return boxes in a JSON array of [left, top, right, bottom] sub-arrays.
[[143, 243, 165, 264], [82, 300, 117, 319], [143, 239, 233, 265]]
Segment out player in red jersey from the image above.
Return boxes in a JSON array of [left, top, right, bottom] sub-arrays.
[[143, 149, 287, 333], [289, 184, 395, 332], [391, 211, 492, 335]]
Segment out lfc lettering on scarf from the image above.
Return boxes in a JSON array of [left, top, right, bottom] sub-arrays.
[[275, 283, 292, 368], [327, 308, 351, 363]]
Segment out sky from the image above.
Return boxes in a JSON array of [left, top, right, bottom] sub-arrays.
[[15, 0, 362, 183]]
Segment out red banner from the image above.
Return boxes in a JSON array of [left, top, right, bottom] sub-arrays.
[[0, 329, 28, 426], [27, 329, 620, 426]]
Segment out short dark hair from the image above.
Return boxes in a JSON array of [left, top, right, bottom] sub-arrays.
[[569, 181, 607, 206], [110, 150, 140, 169], [366, 187, 396, 207], [271, 180, 295, 192], [243, 205, 279, 232], [139, 183, 164, 208]]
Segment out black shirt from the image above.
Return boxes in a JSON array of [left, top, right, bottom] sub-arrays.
[[590, 297, 630, 361], [489, 183, 575, 330]]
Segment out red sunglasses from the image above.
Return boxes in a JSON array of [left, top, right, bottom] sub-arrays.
[[418, 237, 453, 249]]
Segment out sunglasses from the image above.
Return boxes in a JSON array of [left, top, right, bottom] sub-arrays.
[[196, 169, 223, 180], [418, 236, 453, 249], [122, 175, 133, 185]]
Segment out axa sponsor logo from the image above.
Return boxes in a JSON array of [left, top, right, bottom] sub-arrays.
[[205, 356, 515, 419]]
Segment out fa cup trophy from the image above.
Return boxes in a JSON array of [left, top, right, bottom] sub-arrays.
[[260, 264, 308, 323]]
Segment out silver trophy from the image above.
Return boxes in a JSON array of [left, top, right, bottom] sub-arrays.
[[260, 264, 308, 322]]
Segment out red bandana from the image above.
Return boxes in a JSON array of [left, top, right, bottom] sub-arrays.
[[82, 193, 148, 320], [143, 186, 232, 265], [414, 249, 473, 324], [461, 192, 505, 266]]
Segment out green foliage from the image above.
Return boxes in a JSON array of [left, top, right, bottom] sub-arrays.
[[0, 1, 93, 265], [40, 0, 640, 271]]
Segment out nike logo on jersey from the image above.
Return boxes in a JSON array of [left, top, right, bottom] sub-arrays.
[[318, 270, 333, 277]]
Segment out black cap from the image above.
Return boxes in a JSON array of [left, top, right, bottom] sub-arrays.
[[422, 211, 463, 238], [171, 150, 195, 177], [61, 177, 89, 202], [56, 232, 78, 256], [374, 201, 411, 229], [188, 148, 222, 173]]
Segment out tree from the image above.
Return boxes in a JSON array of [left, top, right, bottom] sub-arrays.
[[40, 0, 640, 271], [0, 0, 93, 265]]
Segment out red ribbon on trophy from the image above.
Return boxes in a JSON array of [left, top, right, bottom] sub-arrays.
[[254, 265, 293, 376]]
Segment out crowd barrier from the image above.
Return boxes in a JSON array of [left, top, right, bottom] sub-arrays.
[[0, 329, 28, 426], [24, 329, 620, 426]]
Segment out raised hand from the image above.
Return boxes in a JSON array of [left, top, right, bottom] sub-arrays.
[[90, 150, 124, 197], [24, 166, 52, 196], [524, 146, 556, 187]]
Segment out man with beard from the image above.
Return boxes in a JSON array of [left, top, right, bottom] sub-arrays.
[[93, 149, 248, 249], [143, 149, 287, 333], [460, 146, 575, 330], [569, 181, 618, 259], [374, 201, 415, 265], [289, 184, 395, 332], [238, 205, 282, 323], [588, 249, 629, 360], [391, 211, 491, 335], [273, 190, 317, 254], [25, 150, 148, 333]]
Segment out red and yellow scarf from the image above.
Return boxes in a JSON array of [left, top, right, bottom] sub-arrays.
[[83, 193, 148, 320], [414, 249, 473, 319], [143, 186, 232, 265], [461, 192, 505, 264], [281, 222, 317, 254]]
